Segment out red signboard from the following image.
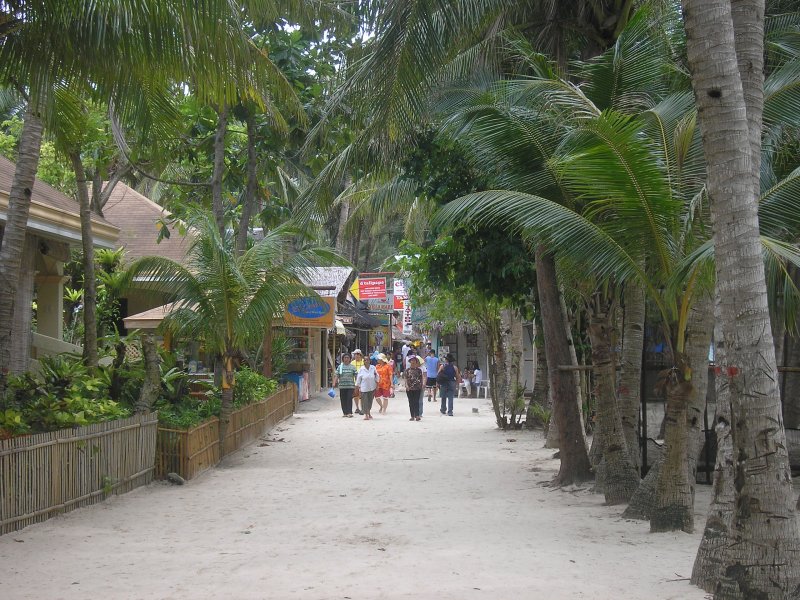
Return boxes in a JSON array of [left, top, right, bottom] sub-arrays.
[[359, 277, 387, 300]]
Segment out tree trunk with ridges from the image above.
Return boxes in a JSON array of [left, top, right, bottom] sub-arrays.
[[211, 105, 228, 236], [684, 1, 800, 595], [650, 364, 693, 533], [70, 151, 99, 369], [136, 333, 161, 413], [0, 106, 44, 382], [535, 246, 592, 485], [619, 281, 645, 470], [588, 312, 639, 505], [692, 320, 736, 592]]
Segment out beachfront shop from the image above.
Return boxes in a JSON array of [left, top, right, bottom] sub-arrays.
[[280, 296, 335, 401]]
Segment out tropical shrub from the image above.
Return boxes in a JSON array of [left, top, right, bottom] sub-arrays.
[[154, 395, 220, 430], [0, 354, 131, 435], [230, 367, 278, 408], [156, 368, 278, 430]]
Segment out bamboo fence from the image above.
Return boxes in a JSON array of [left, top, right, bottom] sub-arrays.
[[222, 384, 297, 455], [155, 418, 220, 481], [0, 412, 158, 536], [156, 384, 297, 481]]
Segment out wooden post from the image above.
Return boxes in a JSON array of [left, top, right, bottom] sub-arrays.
[[262, 324, 273, 378]]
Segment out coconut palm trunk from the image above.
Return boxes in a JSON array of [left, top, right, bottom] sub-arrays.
[[683, 0, 800, 594], [619, 280, 645, 470], [0, 105, 44, 382], [684, 296, 713, 499], [497, 307, 524, 427], [588, 307, 640, 504], [335, 197, 350, 254], [624, 296, 713, 522], [211, 104, 228, 236], [536, 245, 592, 484], [136, 333, 161, 413], [650, 353, 694, 533], [219, 355, 236, 452], [692, 316, 737, 592], [70, 150, 99, 368], [484, 313, 504, 427], [236, 108, 258, 256]]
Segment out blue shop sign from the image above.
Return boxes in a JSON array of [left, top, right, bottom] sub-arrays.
[[287, 297, 331, 319]]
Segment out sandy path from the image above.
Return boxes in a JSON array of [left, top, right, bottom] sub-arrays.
[[0, 391, 709, 600]]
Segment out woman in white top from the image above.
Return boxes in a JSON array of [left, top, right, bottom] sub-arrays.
[[355, 359, 379, 420]]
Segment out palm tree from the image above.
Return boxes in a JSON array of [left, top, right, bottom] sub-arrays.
[[301, 0, 653, 485], [122, 208, 342, 447], [682, 0, 800, 595], [0, 0, 305, 379]]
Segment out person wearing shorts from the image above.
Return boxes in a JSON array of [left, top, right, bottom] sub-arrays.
[[424, 349, 439, 402]]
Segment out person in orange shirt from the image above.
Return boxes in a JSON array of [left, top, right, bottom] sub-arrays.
[[375, 354, 394, 414]]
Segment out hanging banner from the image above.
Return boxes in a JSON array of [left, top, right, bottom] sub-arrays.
[[367, 298, 393, 312], [393, 295, 404, 310], [359, 276, 387, 300], [402, 298, 413, 334], [393, 278, 407, 299]]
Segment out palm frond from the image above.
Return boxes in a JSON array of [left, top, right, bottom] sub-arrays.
[[764, 237, 800, 335], [553, 110, 681, 277], [763, 58, 800, 129], [578, 7, 668, 113], [759, 164, 800, 239]]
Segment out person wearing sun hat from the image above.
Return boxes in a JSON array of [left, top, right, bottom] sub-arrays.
[[374, 353, 393, 414], [351, 349, 365, 414]]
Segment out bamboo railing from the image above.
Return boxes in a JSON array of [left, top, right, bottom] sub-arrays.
[[155, 418, 220, 481], [0, 412, 158, 535], [156, 384, 297, 481]]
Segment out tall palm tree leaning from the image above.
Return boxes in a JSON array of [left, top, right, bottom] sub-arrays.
[[122, 208, 343, 448], [682, 0, 800, 596]]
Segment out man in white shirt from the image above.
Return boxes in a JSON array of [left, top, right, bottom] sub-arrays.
[[401, 342, 411, 372], [471, 364, 482, 398]]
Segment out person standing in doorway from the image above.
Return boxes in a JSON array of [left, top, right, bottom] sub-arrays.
[[404, 355, 424, 421], [334, 353, 357, 417], [471, 363, 482, 398], [351, 349, 365, 414], [356, 357, 379, 420], [437, 353, 461, 416], [375, 354, 394, 414], [424, 349, 439, 403]]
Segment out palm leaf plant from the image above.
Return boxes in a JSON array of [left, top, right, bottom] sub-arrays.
[[435, 10, 800, 525], [0, 0, 308, 380], [429, 13, 712, 513], [121, 208, 344, 445]]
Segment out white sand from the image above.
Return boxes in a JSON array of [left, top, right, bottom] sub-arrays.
[[0, 391, 710, 600]]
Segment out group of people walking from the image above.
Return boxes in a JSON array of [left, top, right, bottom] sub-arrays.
[[333, 347, 468, 420]]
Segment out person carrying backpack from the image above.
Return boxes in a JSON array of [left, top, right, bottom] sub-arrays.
[[436, 353, 461, 416]]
